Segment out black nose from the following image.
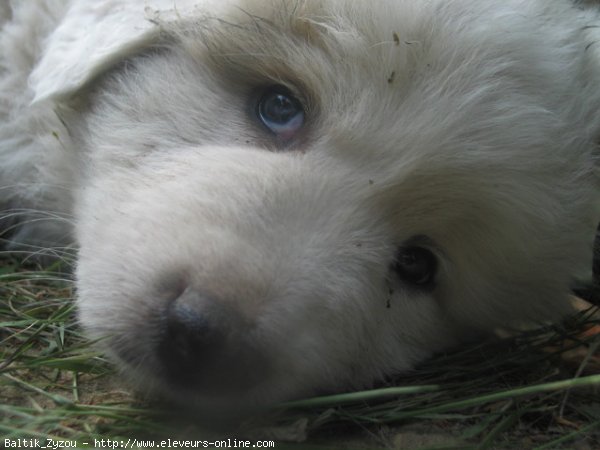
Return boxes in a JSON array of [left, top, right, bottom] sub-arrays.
[[166, 289, 222, 360], [157, 288, 229, 383], [156, 287, 263, 389]]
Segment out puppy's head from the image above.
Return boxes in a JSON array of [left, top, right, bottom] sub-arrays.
[[33, 0, 600, 409]]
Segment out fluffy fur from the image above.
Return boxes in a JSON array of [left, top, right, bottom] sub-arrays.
[[1, 0, 600, 410]]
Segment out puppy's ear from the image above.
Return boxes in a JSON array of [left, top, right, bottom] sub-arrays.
[[28, 0, 202, 103]]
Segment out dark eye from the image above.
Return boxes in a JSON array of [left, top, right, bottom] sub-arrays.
[[257, 86, 305, 139], [392, 246, 438, 288]]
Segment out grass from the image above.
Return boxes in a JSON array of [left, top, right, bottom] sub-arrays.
[[1, 253, 599, 449]]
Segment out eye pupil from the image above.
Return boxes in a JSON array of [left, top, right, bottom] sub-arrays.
[[262, 94, 296, 124], [392, 246, 437, 287], [257, 86, 305, 138]]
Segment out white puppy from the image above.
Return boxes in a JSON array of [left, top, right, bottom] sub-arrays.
[[1, 0, 599, 410]]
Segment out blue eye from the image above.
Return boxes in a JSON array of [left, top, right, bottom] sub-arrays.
[[257, 87, 305, 139]]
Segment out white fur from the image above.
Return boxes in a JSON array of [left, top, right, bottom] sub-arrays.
[[1, 0, 600, 409]]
